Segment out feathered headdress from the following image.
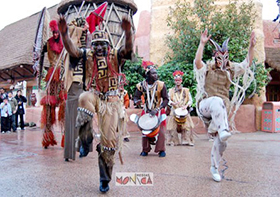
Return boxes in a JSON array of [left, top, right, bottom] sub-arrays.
[[173, 70, 184, 78], [142, 61, 156, 75], [49, 20, 58, 32]]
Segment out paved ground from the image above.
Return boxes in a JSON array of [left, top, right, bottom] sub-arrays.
[[0, 127, 280, 197]]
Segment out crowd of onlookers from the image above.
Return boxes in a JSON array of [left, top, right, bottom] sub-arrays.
[[0, 88, 27, 133]]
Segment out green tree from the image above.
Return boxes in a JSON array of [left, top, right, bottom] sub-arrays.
[[160, 0, 270, 101], [166, 0, 256, 63], [122, 56, 145, 97]]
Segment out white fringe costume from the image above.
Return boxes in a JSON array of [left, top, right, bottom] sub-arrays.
[[194, 57, 255, 172]]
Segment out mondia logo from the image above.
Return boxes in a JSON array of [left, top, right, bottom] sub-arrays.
[[115, 172, 154, 186]]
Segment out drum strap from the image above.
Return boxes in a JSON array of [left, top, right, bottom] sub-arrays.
[[145, 81, 157, 110], [175, 88, 184, 103]]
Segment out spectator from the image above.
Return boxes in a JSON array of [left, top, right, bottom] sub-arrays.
[[8, 92, 18, 132], [15, 90, 27, 130], [30, 93, 37, 106], [1, 96, 12, 133], [0, 88, 6, 103]]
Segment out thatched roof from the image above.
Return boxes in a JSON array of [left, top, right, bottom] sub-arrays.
[[57, 0, 137, 14], [0, 5, 58, 82]]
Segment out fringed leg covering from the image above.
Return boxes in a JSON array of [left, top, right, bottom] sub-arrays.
[[41, 104, 57, 147], [42, 126, 57, 147], [76, 107, 94, 157], [96, 144, 114, 183]]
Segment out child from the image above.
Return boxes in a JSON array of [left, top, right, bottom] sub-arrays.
[[1, 96, 12, 133]]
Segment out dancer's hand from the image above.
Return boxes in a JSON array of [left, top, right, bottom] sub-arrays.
[[249, 31, 256, 48], [135, 100, 141, 106], [248, 31, 256, 67], [200, 29, 211, 45], [58, 15, 68, 35], [149, 109, 157, 117], [121, 17, 131, 33], [83, 22, 89, 31], [181, 105, 187, 110]]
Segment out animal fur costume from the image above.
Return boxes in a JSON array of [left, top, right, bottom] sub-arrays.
[[59, 15, 133, 190]]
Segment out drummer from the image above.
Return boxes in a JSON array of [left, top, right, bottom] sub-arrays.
[[133, 62, 169, 157], [166, 70, 195, 146]]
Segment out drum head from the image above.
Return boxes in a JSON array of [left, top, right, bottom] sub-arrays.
[[138, 114, 158, 130], [142, 130, 152, 135], [175, 108, 188, 117]]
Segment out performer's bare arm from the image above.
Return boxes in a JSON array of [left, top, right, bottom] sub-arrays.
[[246, 31, 256, 67], [119, 17, 133, 59], [182, 92, 193, 110], [160, 85, 169, 109], [58, 15, 83, 58], [194, 29, 211, 69]]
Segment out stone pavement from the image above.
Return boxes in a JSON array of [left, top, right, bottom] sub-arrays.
[[0, 128, 280, 197]]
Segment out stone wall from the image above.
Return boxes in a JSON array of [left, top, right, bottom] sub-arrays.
[[149, 0, 184, 65], [134, 10, 151, 61]]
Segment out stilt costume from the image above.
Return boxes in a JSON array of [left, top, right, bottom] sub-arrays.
[[40, 20, 67, 148]]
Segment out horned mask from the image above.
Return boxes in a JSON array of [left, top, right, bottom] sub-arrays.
[[210, 38, 230, 71]]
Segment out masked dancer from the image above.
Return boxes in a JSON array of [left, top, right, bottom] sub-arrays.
[[194, 29, 256, 182]]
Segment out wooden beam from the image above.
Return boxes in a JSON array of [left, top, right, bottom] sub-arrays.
[[14, 75, 34, 80], [103, 3, 113, 31], [2, 71, 12, 79], [12, 69, 25, 78], [77, 1, 86, 16], [0, 74, 6, 81], [74, 5, 79, 15], [22, 65, 34, 75], [83, 3, 91, 17], [112, 3, 122, 22]]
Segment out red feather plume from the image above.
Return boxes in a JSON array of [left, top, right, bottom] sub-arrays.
[[49, 20, 58, 32]]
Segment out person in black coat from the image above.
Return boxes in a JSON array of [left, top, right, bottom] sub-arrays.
[[15, 90, 27, 130]]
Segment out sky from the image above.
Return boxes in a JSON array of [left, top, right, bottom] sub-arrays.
[[0, 0, 277, 31]]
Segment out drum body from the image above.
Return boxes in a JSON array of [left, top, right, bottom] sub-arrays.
[[57, 0, 137, 49], [138, 113, 160, 138], [174, 108, 188, 125]]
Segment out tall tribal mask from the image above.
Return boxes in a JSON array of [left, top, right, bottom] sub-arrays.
[[210, 38, 230, 71]]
